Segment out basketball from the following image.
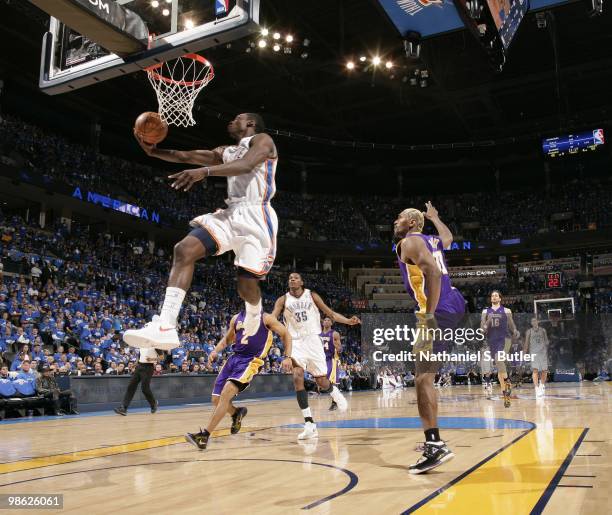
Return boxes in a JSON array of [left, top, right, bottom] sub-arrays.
[[134, 111, 168, 145]]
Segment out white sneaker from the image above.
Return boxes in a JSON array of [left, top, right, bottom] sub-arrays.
[[535, 386, 541, 398], [298, 421, 318, 440], [539, 384, 546, 397], [123, 315, 179, 351], [331, 387, 348, 411]]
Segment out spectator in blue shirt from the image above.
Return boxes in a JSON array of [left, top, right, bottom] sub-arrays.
[[52, 322, 66, 346], [172, 347, 187, 368], [10, 352, 27, 371], [90, 341, 103, 359], [31, 342, 45, 362], [15, 360, 36, 380], [53, 345, 65, 362], [66, 346, 79, 362]]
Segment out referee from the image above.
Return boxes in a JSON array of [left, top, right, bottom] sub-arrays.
[[114, 348, 159, 416]]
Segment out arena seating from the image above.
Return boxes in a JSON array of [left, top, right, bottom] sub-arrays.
[[0, 212, 361, 384], [1, 114, 610, 244]]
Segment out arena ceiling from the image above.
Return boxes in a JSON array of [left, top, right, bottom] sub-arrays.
[[0, 1, 611, 179]]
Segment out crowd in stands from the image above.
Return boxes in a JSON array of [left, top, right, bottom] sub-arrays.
[[1, 114, 611, 245]]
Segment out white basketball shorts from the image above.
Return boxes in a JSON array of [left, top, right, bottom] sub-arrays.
[[191, 201, 277, 276], [531, 353, 548, 371], [292, 334, 328, 377]]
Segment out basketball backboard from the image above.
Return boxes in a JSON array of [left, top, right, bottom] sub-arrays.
[[534, 297, 576, 321], [39, 0, 259, 94]]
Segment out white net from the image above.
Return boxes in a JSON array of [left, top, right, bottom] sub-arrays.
[[146, 54, 214, 127]]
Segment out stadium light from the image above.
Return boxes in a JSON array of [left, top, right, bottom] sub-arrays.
[[346, 61, 355, 70], [385, 61, 393, 69], [273, 32, 281, 40], [286, 34, 294, 43], [359, 56, 367, 62], [372, 56, 381, 66], [162, 8, 170, 16], [151, 0, 159, 7], [273, 44, 281, 52], [184, 19, 195, 30], [261, 28, 269, 36], [258, 39, 267, 48]]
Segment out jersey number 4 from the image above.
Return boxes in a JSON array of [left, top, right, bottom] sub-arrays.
[[432, 250, 448, 275], [295, 311, 308, 323]]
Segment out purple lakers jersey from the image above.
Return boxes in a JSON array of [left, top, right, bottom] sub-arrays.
[[484, 306, 508, 343], [232, 312, 273, 359], [396, 233, 465, 314], [320, 329, 337, 360]]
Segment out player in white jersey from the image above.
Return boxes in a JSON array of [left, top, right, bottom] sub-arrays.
[[524, 317, 549, 398], [272, 273, 361, 440], [124, 113, 278, 350]]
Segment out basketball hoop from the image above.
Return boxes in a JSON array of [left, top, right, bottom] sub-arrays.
[[145, 53, 214, 127]]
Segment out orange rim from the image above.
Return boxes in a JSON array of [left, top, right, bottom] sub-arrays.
[[145, 53, 215, 87]]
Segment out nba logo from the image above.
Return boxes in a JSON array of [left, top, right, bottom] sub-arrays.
[[593, 129, 604, 145], [216, 0, 229, 16]]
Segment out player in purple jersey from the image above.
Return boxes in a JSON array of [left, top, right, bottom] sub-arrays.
[[480, 291, 520, 407], [394, 202, 465, 474], [185, 311, 292, 450], [320, 317, 342, 411]]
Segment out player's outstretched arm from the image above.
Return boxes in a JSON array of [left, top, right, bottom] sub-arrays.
[[271, 295, 286, 320], [134, 130, 225, 165], [263, 314, 293, 373], [168, 134, 276, 191], [208, 315, 237, 365], [311, 292, 361, 326], [423, 201, 453, 249], [400, 236, 441, 314]]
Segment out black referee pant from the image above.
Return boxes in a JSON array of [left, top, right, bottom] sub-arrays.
[[122, 363, 156, 409]]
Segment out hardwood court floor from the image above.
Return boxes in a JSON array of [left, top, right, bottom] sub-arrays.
[[0, 383, 609, 514]]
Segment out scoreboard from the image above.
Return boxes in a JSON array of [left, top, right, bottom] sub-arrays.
[[542, 129, 605, 158], [546, 272, 563, 289]]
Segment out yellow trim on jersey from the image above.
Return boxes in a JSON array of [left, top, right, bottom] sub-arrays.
[[258, 329, 274, 359], [406, 263, 428, 313], [396, 236, 428, 313], [328, 358, 338, 383]]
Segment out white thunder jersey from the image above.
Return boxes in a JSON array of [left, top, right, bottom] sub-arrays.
[[283, 289, 321, 339], [223, 136, 277, 203], [530, 328, 547, 355]]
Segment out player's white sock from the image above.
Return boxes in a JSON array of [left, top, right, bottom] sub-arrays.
[[245, 298, 262, 317], [302, 407, 312, 419], [159, 287, 186, 327]]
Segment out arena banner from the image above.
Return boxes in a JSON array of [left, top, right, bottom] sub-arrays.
[[68, 373, 295, 411], [361, 312, 610, 383], [376, 0, 465, 38], [71, 187, 161, 223], [377, 0, 574, 38]]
